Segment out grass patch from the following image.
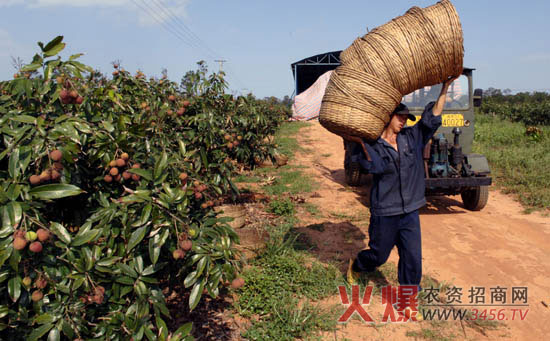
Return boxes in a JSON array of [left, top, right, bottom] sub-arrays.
[[274, 121, 309, 159], [268, 198, 296, 216], [304, 203, 322, 217], [263, 166, 317, 195], [242, 296, 338, 341], [473, 113, 550, 211], [234, 223, 341, 339], [233, 173, 262, 183]]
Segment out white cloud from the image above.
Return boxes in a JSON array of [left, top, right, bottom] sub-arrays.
[[0, 0, 191, 27]]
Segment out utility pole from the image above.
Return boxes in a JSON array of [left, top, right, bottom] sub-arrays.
[[214, 59, 227, 73]]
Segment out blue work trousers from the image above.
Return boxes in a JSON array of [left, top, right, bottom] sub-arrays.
[[355, 210, 422, 286]]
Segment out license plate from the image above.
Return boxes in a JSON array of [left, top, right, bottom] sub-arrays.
[[442, 114, 464, 127]]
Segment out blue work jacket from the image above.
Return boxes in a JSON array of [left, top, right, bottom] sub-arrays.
[[354, 102, 442, 216]]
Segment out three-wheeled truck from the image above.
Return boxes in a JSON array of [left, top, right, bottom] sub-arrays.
[[291, 52, 492, 211]]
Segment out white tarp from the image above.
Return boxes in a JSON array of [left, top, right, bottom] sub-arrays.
[[291, 70, 333, 121]]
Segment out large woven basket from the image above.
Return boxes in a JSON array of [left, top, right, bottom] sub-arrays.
[[320, 0, 463, 140]]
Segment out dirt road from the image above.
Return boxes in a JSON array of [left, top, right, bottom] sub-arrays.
[[293, 122, 550, 340]]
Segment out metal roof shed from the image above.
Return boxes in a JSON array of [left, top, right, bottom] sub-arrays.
[[291, 51, 341, 96]]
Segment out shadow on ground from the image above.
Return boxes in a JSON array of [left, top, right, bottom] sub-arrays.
[[165, 285, 237, 340], [295, 221, 368, 273]]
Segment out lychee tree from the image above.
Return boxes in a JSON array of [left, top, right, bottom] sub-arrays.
[[0, 36, 290, 340]]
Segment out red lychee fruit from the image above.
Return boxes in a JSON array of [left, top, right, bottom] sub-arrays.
[[131, 174, 141, 181], [35, 278, 47, 289], [50, 169, 61, 181], [121, 153, 129, 161], [31, 290, 43, 302], [36, 229, 50, 242], [109, 167, 119, 176], [29, 175, 41, 185], [29, 241, 43, 253], [50, 149, 63, 161], [122, 171, 131, 180], [172, 249, 185, 259], [168, 95, 176, 102], [179, 173, 188, 181], [104, 175, 113, 183], [60, 89, 71, 104], [132, 163, 141, 169], [39, 170, 52, 182], [75, 96, 83, 105], [180, 239, 192, 251], [115, 159, 126, 167], [13, 237, 27, 250]]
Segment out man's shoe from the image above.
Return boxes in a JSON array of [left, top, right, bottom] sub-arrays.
[[347, 259, 361, 285]]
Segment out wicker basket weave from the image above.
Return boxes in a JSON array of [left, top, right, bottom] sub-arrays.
[[320, 0, 463, 140]]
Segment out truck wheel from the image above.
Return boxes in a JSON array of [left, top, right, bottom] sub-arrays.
[[344, 149, 362, 186], [461, 186, 489, 211]]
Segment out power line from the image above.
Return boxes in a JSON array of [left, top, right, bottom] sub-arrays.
[[130, 0, 250, 92], [148, 0, 221, 59], [145, 0, 249, 91], [130, 0, 211, 58]]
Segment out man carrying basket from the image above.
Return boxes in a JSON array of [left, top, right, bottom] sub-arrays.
[[347, 76, 459, 293]]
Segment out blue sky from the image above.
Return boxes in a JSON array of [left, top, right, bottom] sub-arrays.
[[1, 0, 549, 98]]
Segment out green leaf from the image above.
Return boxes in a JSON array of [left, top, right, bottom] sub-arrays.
[[29, 184, 84, 200], [178, 140, 187, 156], [133, 203, 152, 227], [10, 115, 37, 124], [148, 235, 161, 265], [20, 63, 41, 72], [43, 36, 65, 57], [69, 53, 84, 61], [47, 328, 60, 341], [200, 149, 208, 168], [50, 222, 71, 244], [6, 202, 22, 228], [102, 120, 114, 132], [189, 278, 205, 310], [173, 322, 193, 338], [0, 306, 8, 319], [35, 313, 56, 324], [127, 168, 152, 181], [127, 226, 147, 252], [96, 256, 121, 267], [27, 323, 54, 341], [71, 229, 99, 246], [118, 263, 138, 278], [61, 320, 74, 338], [115, 276, 135, 285], [8, 148, 19, 179], [42, 36, 63, 52], [154, 151, 168, 179], [8, 277, 21, 302], [184, 270, 199, 288]]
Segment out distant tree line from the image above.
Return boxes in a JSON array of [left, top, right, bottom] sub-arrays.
[[480, 88, 550, 126]]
